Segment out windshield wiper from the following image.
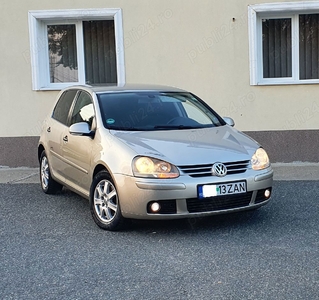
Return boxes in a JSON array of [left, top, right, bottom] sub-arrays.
[[107, 125, 146, 131], [154, 124, 216, 130], [154, 125, 197, 130]]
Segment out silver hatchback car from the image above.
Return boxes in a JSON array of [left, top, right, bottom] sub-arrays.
[[38, 85, 273, 230]]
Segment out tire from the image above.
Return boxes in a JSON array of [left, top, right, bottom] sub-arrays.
[[40, 151, 63, 194], [90, 171, 125, 231]]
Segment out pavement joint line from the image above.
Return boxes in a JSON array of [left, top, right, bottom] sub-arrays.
[[272, 162, 319, 166], [6, 172, 38, 184]]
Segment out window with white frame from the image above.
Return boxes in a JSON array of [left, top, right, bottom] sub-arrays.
[[28, 9, 125, 90], [248, 1, 319, 85]]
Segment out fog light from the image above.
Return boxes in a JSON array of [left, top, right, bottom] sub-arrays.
[[150, 202, 161, 213], [264, 189, 271, 199]]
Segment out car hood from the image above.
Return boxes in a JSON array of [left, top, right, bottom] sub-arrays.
[[110, 126, 259, 165]]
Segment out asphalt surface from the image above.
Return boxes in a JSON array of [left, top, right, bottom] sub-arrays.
[[1, 172, 319, 299]]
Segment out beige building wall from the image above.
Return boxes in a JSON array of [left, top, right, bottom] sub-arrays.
[[1, 0, 319, 166]]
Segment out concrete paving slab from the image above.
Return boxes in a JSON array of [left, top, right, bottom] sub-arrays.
[[0, 167, 38, 184], [272, 162, 319, 181]]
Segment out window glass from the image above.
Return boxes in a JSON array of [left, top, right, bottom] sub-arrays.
[[98, 92, 223, 130], [52, 90, 77, 125], [70, 92, 95, 129], [48, 25, 78, 83], [299, 14, 319, 80], [47, 21, 117, 85], [262, 18, 292, 78], [83, 20, 117, 84], [182, 102, 212, 124]]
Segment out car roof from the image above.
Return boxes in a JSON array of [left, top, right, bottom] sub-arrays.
[[68, 84, 188, 94]]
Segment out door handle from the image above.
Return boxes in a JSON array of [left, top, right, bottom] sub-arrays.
[[63, 135, 68, 142], [47, 127, 51, 133]]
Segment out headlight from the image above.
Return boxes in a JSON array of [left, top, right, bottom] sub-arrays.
[[251, 148, 270, 170], [132, 156, 179, 179]]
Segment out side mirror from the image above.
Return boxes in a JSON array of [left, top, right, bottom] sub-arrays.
[[69, 122, 95, 137], [223, 117, 235, 127]]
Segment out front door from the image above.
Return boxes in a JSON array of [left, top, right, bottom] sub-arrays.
[[61, 91, 95, 195]]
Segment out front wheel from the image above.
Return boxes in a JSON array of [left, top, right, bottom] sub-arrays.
[[40, 151, 63, 194], [90, 171, 125, 231]]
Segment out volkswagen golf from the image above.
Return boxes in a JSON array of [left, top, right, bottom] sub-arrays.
[[38, 85, 273, 230]]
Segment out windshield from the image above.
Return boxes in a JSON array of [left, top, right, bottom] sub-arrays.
[[97, 91, 225, 131]]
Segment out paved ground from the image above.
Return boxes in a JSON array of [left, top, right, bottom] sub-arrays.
[[1, 180, 319, 300], [1, 163, 319, 184], [1, 164, 319, 299]]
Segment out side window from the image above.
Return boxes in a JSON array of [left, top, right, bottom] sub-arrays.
[[52, 90, 77, 125], [70, 92, 95, 129]]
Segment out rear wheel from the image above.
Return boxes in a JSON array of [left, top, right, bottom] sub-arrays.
[[40, 151, 63, 194], [90, 171, 125, 231]]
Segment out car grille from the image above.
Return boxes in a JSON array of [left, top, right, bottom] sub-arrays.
[[186, 192, 253, 213], [178, 160, 250, 178]]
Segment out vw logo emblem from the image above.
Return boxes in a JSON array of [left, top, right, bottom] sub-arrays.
[[212, 162, 227, 177]]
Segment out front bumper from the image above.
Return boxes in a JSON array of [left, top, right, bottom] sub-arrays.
[[114, 166, 273, 220]]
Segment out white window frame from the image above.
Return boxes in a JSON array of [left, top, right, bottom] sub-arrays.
[[248, 1, 319, 85], [28, 9, 125, 90]]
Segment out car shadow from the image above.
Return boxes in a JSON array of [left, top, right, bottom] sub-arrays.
[[124, 208, 270, 234], [33, 184, 272, 235]]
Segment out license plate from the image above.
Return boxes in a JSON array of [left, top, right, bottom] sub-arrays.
[[198, 181, 247, 199]]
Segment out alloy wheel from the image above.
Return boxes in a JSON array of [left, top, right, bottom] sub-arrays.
[[93, 179, 118, 223]]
